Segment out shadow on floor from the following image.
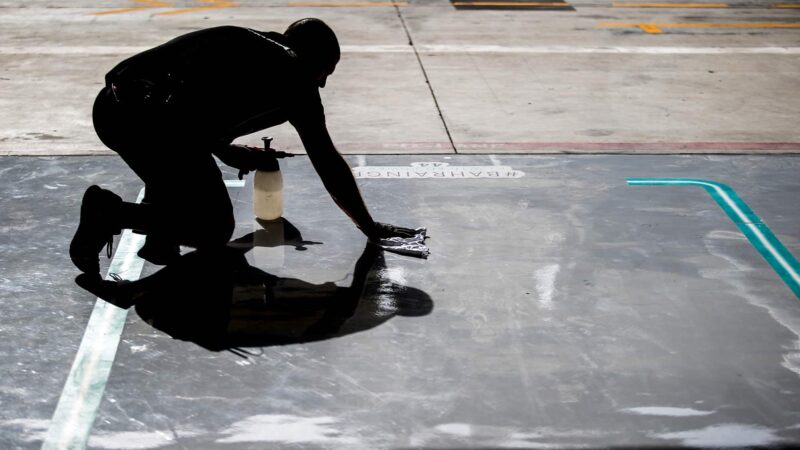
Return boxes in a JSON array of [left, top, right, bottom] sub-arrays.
[[79, 219, 434, 352]]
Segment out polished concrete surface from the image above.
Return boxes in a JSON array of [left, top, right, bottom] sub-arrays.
[[2, 0, 800, 448], [1, 155, 800, 448]]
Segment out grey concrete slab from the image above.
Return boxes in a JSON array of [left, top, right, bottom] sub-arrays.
[[399, 6, 800, 152], [0, 53, 109, 155], [413, 52, 800, 150], [319, 51, 452, 154], [3, 1, 800, 156], [0, 156, 144, 449], [400, 4, 800, 48], [4, 154, 800, 448], [0, 5, 451, 155]]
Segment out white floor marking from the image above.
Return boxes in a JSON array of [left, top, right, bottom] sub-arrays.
[[42, 189, 146, 450], [622, 406, 715, 417], [3, 45, 800, 55], [653, 424, 783, 448], [224, 179, 246, 188], [534, 264, 560, 310], [353, 161, 525, 178]]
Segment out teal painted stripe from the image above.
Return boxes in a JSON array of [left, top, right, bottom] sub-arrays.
[[42, 189, 147, 450], [627, 178, 800, 299]]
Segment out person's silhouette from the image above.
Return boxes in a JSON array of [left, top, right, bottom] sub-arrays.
[[70, 19, 420, 279]]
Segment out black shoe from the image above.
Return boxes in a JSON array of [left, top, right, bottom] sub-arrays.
[[70, 185, 122, 274], [137, 236, 180, 265], [75, 273, 136, 309]]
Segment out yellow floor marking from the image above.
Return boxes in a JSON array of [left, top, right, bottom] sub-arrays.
[[772, 3, 800, 6], [288, 1, 407, 5], [154, 0, 238, 15], [452, 1, 571, 5], [612, 2, 728, 7], [601, 22, 800, 33], [639, 24, 664, 32], [91, 0, 172, 15]]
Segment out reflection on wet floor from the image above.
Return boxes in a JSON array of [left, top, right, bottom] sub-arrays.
[[4, 156, 800, 448], [81, 219, 433, 352]]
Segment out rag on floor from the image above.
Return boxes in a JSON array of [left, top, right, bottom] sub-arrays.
[[377, 227, 430, 259]]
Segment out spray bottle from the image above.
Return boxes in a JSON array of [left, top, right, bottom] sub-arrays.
[[253, 137, 283, 221]]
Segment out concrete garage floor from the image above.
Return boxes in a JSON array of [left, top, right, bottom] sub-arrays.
[[2, 154, 800, 449], [2, 0, 800, 449]]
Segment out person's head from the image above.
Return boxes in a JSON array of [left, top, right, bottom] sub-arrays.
[[284, 18, 340, 88]]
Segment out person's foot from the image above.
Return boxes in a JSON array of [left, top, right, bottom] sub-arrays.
[[69, 185, 122, 274], [75, 273, 136, 309], [137, 236, 180, 265]]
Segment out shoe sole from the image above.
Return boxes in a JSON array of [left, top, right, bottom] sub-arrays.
[[69, 185, 121, 274]]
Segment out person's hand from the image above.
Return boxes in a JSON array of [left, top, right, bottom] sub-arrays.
[[232, 145, 280, 179], [372, 222, 420, 240]]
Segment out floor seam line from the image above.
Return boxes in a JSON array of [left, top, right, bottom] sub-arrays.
[[394, 5, 458, 154]]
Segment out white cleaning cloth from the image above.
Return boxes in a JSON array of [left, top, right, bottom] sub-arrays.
[[377, 228, 430, 259]]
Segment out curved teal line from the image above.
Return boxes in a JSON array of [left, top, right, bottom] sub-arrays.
[[627, 178, 800, 299]]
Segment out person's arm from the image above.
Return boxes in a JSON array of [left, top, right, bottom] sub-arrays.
[[295, 122, 380, 239], [212, 144, 256, 170]]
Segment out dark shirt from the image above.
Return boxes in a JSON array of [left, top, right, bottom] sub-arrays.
[[105, 26, 324, 146], [101, 26, 378, 236]]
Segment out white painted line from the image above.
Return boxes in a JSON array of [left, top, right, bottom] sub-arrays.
[[744, 222, 800, 286], [224, 179, 246, 188], [353, 161, 525, 178], [342, 44, 411, 53], [534, 264, 560, 310], [3, 45, 800, 55], [0, 46, 151, 55], [42, 189, 147, 450], [418, 45, 800, 54]]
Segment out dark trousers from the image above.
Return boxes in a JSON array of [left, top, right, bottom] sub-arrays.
[[92, 87, 234, 249]]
